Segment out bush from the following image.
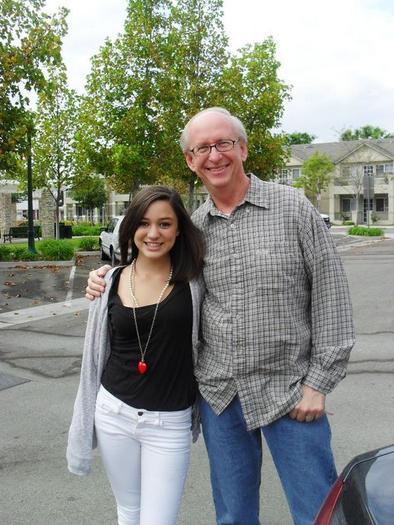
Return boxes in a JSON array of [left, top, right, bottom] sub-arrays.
[[11, 246, 38, 260], [348, 226, 384, 237], [78, 236, 99, 251], [72, 223, 102, 236], [343, 220, 355, 226], [0, 245, 12, 261], [38, 239, 75, 260], [0, 245, 38, 261]]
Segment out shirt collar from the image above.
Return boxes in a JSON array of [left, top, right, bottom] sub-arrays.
[[204, 173, 270, 217]]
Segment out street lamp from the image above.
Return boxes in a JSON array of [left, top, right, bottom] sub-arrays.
[[26, 125, 36, 254]]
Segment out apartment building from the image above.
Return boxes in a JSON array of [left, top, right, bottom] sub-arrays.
[[284, 139, 394, 224]]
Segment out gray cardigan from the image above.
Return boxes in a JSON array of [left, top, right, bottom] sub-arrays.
[[67, 267, 203, 476]]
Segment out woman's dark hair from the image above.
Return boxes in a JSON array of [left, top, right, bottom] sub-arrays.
[[118, 186, 205, 282]]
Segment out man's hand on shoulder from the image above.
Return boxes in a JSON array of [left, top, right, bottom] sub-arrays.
[[289, 385, 326, 423], [85, 264, 112, 300]]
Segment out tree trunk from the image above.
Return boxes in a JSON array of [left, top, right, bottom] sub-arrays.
[[55, 203, 60, 240], [188, 178, 195, 213]]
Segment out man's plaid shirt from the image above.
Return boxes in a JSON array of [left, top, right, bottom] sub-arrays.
[[192, 174, 355, 430]]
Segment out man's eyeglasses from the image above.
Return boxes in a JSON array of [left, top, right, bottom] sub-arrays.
[[189, 138, 240, 157]]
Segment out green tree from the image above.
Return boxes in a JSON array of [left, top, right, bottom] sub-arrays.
[[0, 0, 67, 173], [80, 0, 172, 196], [220, 38, 291, 179], [294, 152, 334, 210], [155, 0, 230, 205], [71, 177, 108, 222], [77, 1, 290, 209], [286, 132, 316, 145], [32, 67, 79, 238], [340, 125, 394, 141]]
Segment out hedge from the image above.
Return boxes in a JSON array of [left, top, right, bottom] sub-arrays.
[[348, 226, 384, 237]]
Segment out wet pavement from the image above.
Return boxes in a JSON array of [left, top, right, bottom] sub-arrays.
[[0, 252, 102, 314], [0, 236, 393, 524], [0, 234, 385, 314]]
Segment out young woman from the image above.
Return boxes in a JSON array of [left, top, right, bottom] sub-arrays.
[[67, 186, 205, 525]]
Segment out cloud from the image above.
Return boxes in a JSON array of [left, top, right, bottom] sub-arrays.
[[44, 0, 394, 142], [45, 0, 127, 92], [223, 0, 394, 140]]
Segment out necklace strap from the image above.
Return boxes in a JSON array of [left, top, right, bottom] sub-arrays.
[[129, 260, 173, 368]]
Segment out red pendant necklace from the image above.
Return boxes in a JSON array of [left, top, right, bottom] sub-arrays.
[[129, 260, 173, 374]]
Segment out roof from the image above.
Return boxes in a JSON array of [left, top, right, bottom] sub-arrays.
[[290, 139, 394, 164]]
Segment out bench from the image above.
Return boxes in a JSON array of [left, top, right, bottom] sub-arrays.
[[3, 226, 41, 243]]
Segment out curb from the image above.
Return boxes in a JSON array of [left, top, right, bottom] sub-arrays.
[[337, 237, 386, 252], [0, 251, 100, 269], [0, 297, 89, 329]]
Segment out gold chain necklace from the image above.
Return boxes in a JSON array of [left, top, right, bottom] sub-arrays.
[[129, 259, 173, 374]]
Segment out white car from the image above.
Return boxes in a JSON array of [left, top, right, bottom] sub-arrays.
[[320, 213, 332, 228], [99, 215, 124, 265]]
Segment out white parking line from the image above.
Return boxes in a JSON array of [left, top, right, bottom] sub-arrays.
[[64, 264, 76, 306]]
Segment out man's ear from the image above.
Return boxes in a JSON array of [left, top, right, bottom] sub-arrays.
[[184, 151, 196, 172], [240, 141, 248, 162]]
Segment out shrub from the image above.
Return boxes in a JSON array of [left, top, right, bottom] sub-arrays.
[[0, 245, 38, 261], [78, 236, 99, 251], [343, 220, 354, 226], [10, 246, 38, 261], [0, 245, 12, 261], [348, 226, 384, 237], [38, 239, 75, 260], [72, 224, 102, 236]]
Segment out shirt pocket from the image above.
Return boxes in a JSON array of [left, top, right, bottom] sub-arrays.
[[254, 244, 301, 291]]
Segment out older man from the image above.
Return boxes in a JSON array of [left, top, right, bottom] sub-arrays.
[[86, 107, 355, 525]]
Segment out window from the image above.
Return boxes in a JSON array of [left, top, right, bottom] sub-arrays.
[[363, 165, 374, 176], [341, 198, 352, 213], [115, 202, 128, 215], [292, 168, 301, 179], [76, 205, 87, 217], [107, 218, 118, 232], [376, 163, 393, 175], [375, 197, 388, 212]]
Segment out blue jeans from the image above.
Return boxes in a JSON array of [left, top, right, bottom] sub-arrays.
[[200, 396, 337, 525]]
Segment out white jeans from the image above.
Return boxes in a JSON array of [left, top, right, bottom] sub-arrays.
[[94, 385, 192, 525]]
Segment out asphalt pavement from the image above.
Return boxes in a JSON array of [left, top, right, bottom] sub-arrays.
[[1, 233, 394, 524]]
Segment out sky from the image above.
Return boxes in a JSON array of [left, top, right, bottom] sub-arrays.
[[45, 0, 394, 143]]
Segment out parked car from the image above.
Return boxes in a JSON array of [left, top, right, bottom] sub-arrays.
[[99, 215, 124, 265], [314, 444, 394, 525], [320, 213, 332, 229]]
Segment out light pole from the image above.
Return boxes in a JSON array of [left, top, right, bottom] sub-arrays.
[[26, 125, 36, 254]]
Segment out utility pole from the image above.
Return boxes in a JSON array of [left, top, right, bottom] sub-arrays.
[[27, 125, 36, 254]]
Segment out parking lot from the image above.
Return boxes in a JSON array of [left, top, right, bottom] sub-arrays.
[[0, 230, 387, 315], [0, 252, 102, 314], [1, 234, 394, 524]]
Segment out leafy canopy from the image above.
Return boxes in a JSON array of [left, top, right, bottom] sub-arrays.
[[340, 125, 394, 141], [286, 132, 316, 145], [78, 0, 291, 205], [0, 0, 68, 172], [294, 152, 334, 208]]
